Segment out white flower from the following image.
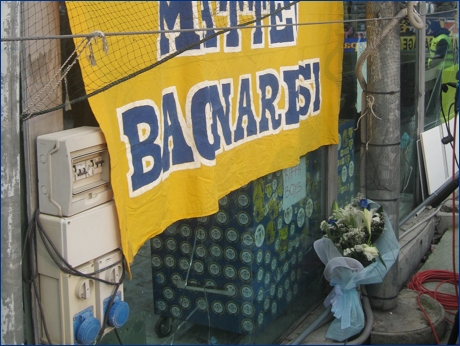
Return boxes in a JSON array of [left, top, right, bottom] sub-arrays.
[[362, 244, 379, 261], [343, 248, 352, 256], [354, 244, 363, 252]]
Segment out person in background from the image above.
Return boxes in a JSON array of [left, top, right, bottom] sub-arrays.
[[345, 24, 356, 39], [427, 28, 453, 69]]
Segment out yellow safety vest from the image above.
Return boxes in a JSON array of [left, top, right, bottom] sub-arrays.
[[428, 34, 454, 69]]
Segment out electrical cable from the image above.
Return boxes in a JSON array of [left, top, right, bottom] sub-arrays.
[[31, 276, 53, 345], [450, 94, 459, 303], [440, 83, 459, 167], [408, 270, 459, 310], [114, 328, 124, 345], [408, 270, 458, 344], [95, 278, 124, 344], [37, 210, 126, 343], [416, 291, 441, 345], [95, 253, 127, 344], [24, 208, 127, 344], [22, 212, 53, 345], [35, 209, 124, 284]]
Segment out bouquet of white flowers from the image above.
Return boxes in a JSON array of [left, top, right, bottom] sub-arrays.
[[313, 194, 399, 342], [319, 193, 386, 268]]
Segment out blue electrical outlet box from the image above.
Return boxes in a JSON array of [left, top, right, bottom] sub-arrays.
[[73, 306, 100, 345]]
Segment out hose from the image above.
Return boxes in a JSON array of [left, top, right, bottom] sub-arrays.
[[289, 306, 333, 344], [289, 286, 374, 345]]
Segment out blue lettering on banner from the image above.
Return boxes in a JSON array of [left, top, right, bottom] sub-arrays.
[[118, 101, 163, 194], [281, 67, 300, 127], [220, 1, 242, 51], [157, 1, 298, 59], [269, 1, 297, 47], [257, 69, 282, 133], [117, 59, 322, 197], [158, 1, 200, 56], [251, 2, 269, 48], [234, 76, 258, 143], [161, 88, 195, 172], [312, 61, 321, 113], [201, 1, 219, 49]]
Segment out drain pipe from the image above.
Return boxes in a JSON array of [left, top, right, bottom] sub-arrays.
[[289, 286, 374, 345], [400, 171, 458, 227]]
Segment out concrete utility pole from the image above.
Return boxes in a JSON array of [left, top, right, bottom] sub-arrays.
[[361, 2, 400, 310], [21, 2, 63, 343], [1, 2, 24, 344]]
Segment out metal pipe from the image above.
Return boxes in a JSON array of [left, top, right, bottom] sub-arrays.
[[399, 205, 443, 239], [400, 171, 458, 226]]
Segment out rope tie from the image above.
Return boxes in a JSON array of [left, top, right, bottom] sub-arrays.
[[86, 31, 109, 66], [355, 95, 381, 151], [64, 76, 71, 111], [93, 30, 109, 55]]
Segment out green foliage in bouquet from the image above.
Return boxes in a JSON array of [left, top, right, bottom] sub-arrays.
[[320, 193, 386, 268]]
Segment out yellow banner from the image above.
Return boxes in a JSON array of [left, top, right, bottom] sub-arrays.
[[66, 1, 343, 274]]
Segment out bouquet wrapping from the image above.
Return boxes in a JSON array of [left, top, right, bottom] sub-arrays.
[[313, 199, 399, 341]]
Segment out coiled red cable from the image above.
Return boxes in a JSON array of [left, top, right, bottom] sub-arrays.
[[408, 269, 459, 311], [408, 269, 459, 344]]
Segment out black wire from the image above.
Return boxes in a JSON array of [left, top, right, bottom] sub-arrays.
[[22, 211, 53, 344], [96, 260, 127, 344], [22, 216, 38, 284], [35, 209, 128, 343], [32, 277, 53, 345], [25, 208, 128, 344], [439, 84, 459, 167], [35, 209, 125, 284], [446, 102, 459, 168], [440, 84, 459, 168], [440, 85, 453, 136], [114, 328, 124, 345], [96, 283, 120, 344]]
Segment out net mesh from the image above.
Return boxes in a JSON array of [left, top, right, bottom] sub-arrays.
[[19, 1, 303, 119]]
